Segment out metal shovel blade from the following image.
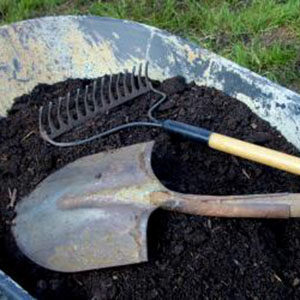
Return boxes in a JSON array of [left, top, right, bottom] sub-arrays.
[[13, 142, 164, 272]]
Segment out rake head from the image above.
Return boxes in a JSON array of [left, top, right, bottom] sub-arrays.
[[39, 62, 152, 142]]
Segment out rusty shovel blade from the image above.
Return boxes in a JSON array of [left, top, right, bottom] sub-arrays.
[[13, 142, 300, 272], [13, 142, 166, 272]]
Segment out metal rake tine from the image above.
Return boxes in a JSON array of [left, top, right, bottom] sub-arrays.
[[138, 63, 143, 89], [144, 61, 151, 88], [47, 101, 55, 135], [66, 92, 72, 125], [84, 85, 90, 115], [75, 88, 81, 119], [38, 106, 44, 133], [130, 66, 136, 94], [123, 69, 129, 97], [57, 97, 65, 129], [116, 72, 122, 100], [92, 80, 97, 111], [100, 77, 106, 107], [39, 106, 50, 137], [108, 74, 115, 103]]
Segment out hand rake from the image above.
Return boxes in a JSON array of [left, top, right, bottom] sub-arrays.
[[39, 62, 300, 175]]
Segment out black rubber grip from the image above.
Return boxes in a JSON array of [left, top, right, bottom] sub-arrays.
[[162, 120, 212, 143]]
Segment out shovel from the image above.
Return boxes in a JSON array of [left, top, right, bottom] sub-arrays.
[[13, 141, 300, 272]]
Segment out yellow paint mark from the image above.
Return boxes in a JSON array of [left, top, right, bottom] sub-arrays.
[[0, 18, 122, 116], [184, 44, 198, 63]]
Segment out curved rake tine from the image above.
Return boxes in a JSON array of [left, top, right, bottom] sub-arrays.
[[130, 66, 136, 95], [108, 74, 115, 103], [123, 69, 129, 97], [66, 92, 71, 125], [100, 77, 106, 107], [92, 80, 97, 111], [116, 72, 122, 100], [84, 85, 90, 115], [75, 88, 81, 119], [57, 97, 65, 129], [137, 63, 143, 89], [144, 61, 151, 88]]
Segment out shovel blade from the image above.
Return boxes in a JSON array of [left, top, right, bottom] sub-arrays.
[[13, 142, 162, 272]]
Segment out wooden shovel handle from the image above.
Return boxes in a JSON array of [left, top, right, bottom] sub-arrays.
[[161, 192, 300, 218], [209, 133, 300, 175]]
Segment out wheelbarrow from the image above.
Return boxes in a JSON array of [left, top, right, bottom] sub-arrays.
[[1, 15, 300, 297]]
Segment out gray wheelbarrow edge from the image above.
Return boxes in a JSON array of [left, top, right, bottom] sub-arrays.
[[0, 270, 34, 300]]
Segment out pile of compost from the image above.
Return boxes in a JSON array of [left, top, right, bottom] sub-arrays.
[[1, 76, 300, 299]]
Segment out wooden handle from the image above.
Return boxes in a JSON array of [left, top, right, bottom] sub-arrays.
[[161, 192, 300, 218], [209, 133, 300, 175], [162, 120, 300, 175]]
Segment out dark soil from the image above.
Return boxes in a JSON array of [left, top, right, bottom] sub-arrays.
[[1, 76, 300, 299]]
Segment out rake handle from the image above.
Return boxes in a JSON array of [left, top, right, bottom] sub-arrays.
[[162, 120, 300, 176]]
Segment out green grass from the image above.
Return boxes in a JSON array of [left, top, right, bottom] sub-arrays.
[[0, 0, 63, 23], [1, 0, 300, 90]]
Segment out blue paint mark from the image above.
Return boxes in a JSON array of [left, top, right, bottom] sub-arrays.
[[13, 58, 21, 72], [0, 28, 9, 38], [147, 33, 204, 79], [275, 103, 286, 109], [0, 65, 8, 72], [288, 103, 300, 116], [77, 17, 152, 62], [215, 66, 272, 102]]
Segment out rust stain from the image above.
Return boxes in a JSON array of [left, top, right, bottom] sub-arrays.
[[149, 191, 170, 206], [57, 142, 167, 210]]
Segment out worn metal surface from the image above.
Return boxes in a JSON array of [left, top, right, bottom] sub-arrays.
[[0, 16, 300, 149], [13, 142, 164, 272], [13, 141, 300, 272]]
